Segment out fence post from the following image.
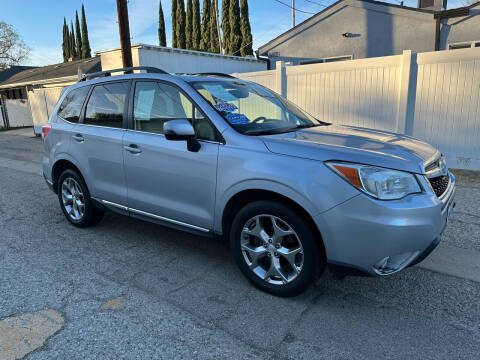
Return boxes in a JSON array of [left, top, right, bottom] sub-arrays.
[[395, 50, 417, 135], [276, 61, 287, 98]]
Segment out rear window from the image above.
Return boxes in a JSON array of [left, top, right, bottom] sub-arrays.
[[84, 82, 129, 128], [57, 86, 90, 123]]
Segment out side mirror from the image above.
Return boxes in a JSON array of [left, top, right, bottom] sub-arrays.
[[164, 119, 201, 152]]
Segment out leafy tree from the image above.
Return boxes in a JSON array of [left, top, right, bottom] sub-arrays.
[[172, 0, 177, 48], [70, 21, 77, 59], [192, 0, 201, 50], [240, 0, 252, 56], [62, 18, 69, 62], [229, 0, 241, 56], [186, 0, 193, 49], [176, 0, 186, 49], [158, 0, 167, 46], [75, 11, 82, 59], [81, 4, 91, 58], [199, 0, 210, 51], [221, 0, 230, 54], [209, 1, 220, 53]]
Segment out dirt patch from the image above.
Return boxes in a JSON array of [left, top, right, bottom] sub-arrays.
[[0, 309, 64, 360], [100, 296, 126, 311]]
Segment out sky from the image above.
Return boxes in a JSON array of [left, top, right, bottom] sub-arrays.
[[0, 0, 469, 67]]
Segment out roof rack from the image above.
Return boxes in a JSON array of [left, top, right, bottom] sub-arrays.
[[195, 73, 237, 79], [79, 66, 167, 82]]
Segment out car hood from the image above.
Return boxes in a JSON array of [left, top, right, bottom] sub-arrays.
[[262, 124, 440, 174]]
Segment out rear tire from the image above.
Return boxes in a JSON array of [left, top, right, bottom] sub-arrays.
[[57, 169, 104, 228], [230, 200, 322, 297]]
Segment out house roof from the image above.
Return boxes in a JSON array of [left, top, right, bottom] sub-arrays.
[[0, 66, 37, 84], [0, 57, 101, 89], [258, 0, 479, 55]]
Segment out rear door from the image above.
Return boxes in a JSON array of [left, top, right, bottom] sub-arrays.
[[122, 80, 220, 231], [69, 80, 130, 207]]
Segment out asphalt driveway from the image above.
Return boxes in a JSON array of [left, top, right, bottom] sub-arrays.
[[0, 129, 479, 359]]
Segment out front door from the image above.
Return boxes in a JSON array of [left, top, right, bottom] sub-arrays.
[[123, 80, 220, 231]]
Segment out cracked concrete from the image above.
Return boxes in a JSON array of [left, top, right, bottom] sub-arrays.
[[0, 131, 479, 359]]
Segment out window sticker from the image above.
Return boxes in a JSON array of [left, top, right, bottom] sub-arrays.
[[214, 101, 238, 113], [226, 113, 250, 125], [203, 84, 237, 102], [135, 89, 155, 121]]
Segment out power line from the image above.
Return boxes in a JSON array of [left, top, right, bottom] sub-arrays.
[[302, 0, 328, 7], [271, 0, 316, 14]]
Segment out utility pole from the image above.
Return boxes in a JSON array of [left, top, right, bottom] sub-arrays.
[[116, 0, 133, 71], [292, 0, 295, 27], [214, 0, 224, 55]]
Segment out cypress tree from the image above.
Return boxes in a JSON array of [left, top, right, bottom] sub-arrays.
[[199, 0, 210, 51], [186, 0, 193, 49], [158, 0, 167, 46], [81, 4, 91, 58], [176, 0, 186, 49], [62, 18, 69, 62], [209, 1, 220, 53], [221, 0, 230, 54], [75, 11, 82, 58], [229, 0, 241, 56], [172, 0, 177, 48], [192, 0, 201, 50], [240, 0, 252, 56], [70, 21, 77, 59]]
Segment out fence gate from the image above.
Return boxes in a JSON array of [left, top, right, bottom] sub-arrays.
[[28, 87, 64, 135]]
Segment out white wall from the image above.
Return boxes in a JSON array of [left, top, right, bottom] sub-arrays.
[[99, 45, 267, 74], [5, 99, 33, 127], [234, 47, 480, 171]]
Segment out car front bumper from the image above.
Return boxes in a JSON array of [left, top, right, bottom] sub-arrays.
[[316, 172, 455, 277]]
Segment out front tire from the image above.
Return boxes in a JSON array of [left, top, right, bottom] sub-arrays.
[[57, 169, 104, 228], [230, 200, 322, 297]]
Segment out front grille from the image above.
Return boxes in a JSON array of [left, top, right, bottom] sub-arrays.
[[429, 175, 450, 197]]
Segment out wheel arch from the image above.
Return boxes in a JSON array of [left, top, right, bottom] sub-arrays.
[[220, 188, 327, 262], [51, 158, 84, 194]]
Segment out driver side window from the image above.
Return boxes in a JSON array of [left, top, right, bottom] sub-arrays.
[[133, 81, 217, 141]]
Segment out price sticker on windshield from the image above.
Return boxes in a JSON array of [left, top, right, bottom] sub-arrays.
[[214, 102, 238, 113], [226, 113, 250, 125]]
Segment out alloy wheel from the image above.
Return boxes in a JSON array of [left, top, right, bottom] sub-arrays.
[[240, 214, 304, 285], [61, 177, 85, 221]]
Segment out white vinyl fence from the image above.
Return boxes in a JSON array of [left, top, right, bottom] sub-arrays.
[[233, 48, 480, 171], [28, 87, 64, 135], [4, 99, 33, 128]]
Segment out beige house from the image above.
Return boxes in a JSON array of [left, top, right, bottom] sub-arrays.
[[0, 58, 101, 133]]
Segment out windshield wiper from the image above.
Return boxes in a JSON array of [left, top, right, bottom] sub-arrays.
[[295, 123, 322, 129], [244, 127, 298, 136]]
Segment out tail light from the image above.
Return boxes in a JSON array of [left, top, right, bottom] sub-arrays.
[[41, 124, 52, 141]]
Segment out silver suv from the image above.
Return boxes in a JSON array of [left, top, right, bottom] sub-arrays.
[[43, 67, 455, 297]]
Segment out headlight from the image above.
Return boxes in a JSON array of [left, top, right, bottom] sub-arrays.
[[326, 162, 421, 200]]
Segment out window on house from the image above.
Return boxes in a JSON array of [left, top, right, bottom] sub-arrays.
[[300, 55, 353, 65], [448, 42, 476, 50]]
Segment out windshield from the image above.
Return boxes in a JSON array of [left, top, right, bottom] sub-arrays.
[[190, 80, 327, 135]]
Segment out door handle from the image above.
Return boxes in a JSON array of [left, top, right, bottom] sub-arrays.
[[124, 144, 142, 154], [72, 134, 84, 142]]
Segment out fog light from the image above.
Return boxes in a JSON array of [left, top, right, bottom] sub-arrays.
[[373, 251, 420, 275]]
